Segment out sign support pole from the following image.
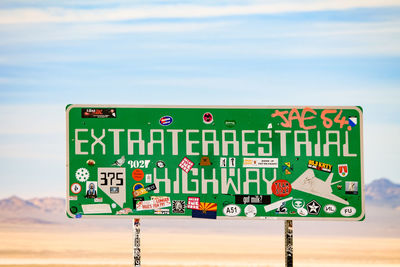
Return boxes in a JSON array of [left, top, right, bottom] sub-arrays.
[[285, 220, 293, 267], [133, 218, 141, 267]]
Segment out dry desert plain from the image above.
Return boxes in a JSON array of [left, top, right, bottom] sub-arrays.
[[0, 221, 399, 267]]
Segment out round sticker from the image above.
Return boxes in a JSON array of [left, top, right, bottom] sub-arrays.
[[132, 169, 144, 181], [297, 208, 308, 216], [271, 180, 292, 197], [223, 204, 241, 217], [70, 206, 78, 214], [203, 112, 213, 124], [340, 206, 356, 217], [111, 203, 117, 209], [75, 168, 89, 182], [133, 183, 144, 191], [244, 205, 257, 217], [71, 183, 82, 194], [324, 204, 337, 214], [156, 160, 165, 168]]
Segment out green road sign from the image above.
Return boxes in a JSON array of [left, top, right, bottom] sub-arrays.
[[66, 105, 364, 220]]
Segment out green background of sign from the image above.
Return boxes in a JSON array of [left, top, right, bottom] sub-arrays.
[[66, 105, 364, 220]]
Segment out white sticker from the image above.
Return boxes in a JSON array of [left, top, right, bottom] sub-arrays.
[[229, 157, 236, 167], [340, 206, 356, 217], [223, 204, 241, 217], [297, 208, 308, 216], [98, 168, 126, 208], [243, 158, 278, 168], [324, 204, 337, 214], [69, 195, 78, 201], [75, 168, 90, 182], [82, 204, 112, 214], [244, 205, 257, 217], [94, 198, 103, 203], [220, 157, 227, 167], [145, 174, 152, 183]]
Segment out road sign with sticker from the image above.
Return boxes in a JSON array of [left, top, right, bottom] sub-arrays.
[[66, 105, 364, 220]]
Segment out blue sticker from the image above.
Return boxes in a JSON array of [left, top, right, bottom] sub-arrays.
[[159, 116, 173, 126]]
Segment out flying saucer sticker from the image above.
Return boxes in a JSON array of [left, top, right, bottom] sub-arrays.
[[75, 168, 90, 182], [159, 116, 173, 126]]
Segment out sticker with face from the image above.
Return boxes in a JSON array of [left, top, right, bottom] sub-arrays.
[[292, 199, 305, 209], [85, 181, 98, 199], [244, 205, 257, 217]]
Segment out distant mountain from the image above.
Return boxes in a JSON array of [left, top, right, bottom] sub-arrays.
[[365, 178, 400, 208]]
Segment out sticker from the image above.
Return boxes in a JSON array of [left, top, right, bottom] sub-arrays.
[[145, 174, 152, 183], [244, 205, 257, 217], [116, 208, 133, 215], [267, 123, 272, 129], [133, 188, 148, 197], [81, 108, 116, 118], [75, 213, 82, 218], [69, 195, 78, 201], [154, 209, 170, 215], [199, 156, 212, 166], [271, 180, 292, 197], [348, 116, 357, 127], [133, 183, 144, 191], [81, 204, 112, 214], [98, 168, 126, 208], [203, 112, 213, 124], [159, 116, 173, 126], [338, 164, 348, 178], [86, 159, 95, 166], [133, 197, 144, 210], [85, 182, 98, 199], [151, 196, 172, 209], [187, 196, 200, 210], [179, 157, 194, 173], [172, 200, 186, 214], [297, 208, 308, 216], [243, 158, 278, 168], [345, 181, 358, 194], [229, 157, 236, 167], [282, 162, 292, 175], [292, 169, 348, 205], [128, 160, 150, 168], [275, 201, 288, 214], [132, 169, 144, 181], [291, 199, 305, 209], [324, 204, 337, 214], [112, 156, 125, 167], [223, 204, 241, 217], [71, 183, 82, 194], [94, 197, 103, 203], [111, 203, 117, 209], [220, 157, 227, 167], [264, 197, 293, 213], [156, 160, 165, 168], [70, 206, 78, 214], [136, 200, 154, 211], [307, 160, 332, 173], [110, 187, 119, 193], [340, 206, 356, 217], [306, 200, 321, 215], [235, 195, 271, 205], [145, 183, 157, 192], [192, 202, 217, 219], [75, 168, 90, 182], [225, 120, 236, 128]]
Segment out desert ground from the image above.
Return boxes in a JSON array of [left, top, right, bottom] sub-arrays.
[[0, 222, 399, 267]]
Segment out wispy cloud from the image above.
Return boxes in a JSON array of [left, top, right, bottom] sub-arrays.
[[1, 0, 400, 24]]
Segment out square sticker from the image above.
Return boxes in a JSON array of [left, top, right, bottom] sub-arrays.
[[187, 197, 200, 210], [179, 157, 194, 173]]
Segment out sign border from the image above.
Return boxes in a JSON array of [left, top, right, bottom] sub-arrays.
[[66, 104, 364, 221]]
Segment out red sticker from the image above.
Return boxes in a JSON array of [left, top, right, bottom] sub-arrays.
[[132, 169, 144, 181], [272, 180, 292, 197], [203, 112, 213, 124]]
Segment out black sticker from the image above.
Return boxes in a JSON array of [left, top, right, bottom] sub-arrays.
[[145, 183, 157, 192], [172, 200, 185, 214], [70, 206, 78, 214], [235, 195, 271, 205], [133, 197, 144, 210], [81, 108, 116, 118]]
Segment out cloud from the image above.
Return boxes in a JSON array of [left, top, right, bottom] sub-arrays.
[[0, 0, 400, 24]]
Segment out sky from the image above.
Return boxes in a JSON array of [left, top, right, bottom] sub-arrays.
[[0, 0, 399, 198]]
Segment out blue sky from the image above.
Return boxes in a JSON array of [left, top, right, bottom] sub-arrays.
[[0, 0, 399, 198]]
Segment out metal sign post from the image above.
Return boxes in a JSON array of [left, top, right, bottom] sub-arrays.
[[285, 220, 293, 267], [133, 218, 141, 267]]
